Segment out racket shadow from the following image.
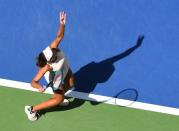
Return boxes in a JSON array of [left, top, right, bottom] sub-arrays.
[[90, 88, 139, 106]]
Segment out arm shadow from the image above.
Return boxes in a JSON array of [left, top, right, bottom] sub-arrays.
[[74, 35, 144, 93]]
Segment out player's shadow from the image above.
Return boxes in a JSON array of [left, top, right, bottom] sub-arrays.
[[74, 36, 144, 93], [39, 35, 144, 116]]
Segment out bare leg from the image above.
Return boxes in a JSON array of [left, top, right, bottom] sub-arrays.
[[32, 70, 74, 112], [32, 90, 64, 112]]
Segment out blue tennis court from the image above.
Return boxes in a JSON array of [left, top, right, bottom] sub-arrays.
[[0, 0, 179, 117]]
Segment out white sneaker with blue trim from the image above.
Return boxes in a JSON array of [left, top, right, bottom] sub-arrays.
[[25, 106, 37, 121]]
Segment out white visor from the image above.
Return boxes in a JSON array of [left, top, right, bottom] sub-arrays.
[[42, 46, 53, 61]]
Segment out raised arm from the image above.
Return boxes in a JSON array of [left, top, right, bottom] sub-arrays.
[[50, 11, 66, 49]]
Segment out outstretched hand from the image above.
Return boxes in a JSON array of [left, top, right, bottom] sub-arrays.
[[136, 35, 144, 47], [60, 11, 66, 25]]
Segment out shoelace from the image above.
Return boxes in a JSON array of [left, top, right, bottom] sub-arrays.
[[36, 112, 40, 118], [29, 107, 40, 118]]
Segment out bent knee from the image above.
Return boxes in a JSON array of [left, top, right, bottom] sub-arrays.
[[53, 94, 64, 105]]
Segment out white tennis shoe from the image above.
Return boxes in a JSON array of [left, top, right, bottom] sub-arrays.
[[25, 106, 37, 121]]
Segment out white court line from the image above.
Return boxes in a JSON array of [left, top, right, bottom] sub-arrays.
[[0, 78, 179, 116]]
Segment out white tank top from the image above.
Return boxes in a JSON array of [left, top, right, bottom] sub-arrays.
[[43, 46, 69, 83]]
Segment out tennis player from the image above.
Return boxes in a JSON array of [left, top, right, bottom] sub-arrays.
[[25, 11, 74, 121]]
